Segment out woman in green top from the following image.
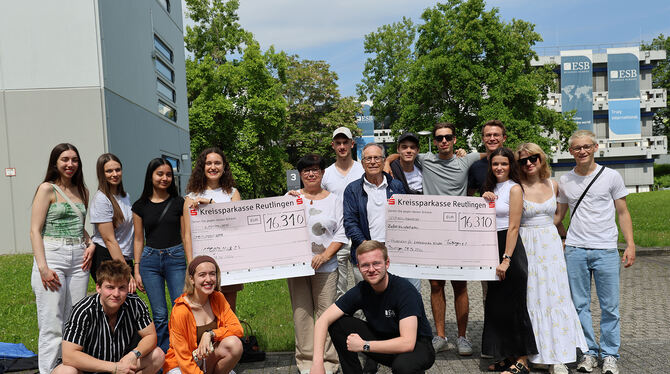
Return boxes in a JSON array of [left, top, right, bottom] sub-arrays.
[[30, 143, 96, 374]]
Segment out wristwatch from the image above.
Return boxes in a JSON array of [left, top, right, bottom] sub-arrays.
[[363, 342, 370, 352], [132, 349, 141, 359], [502, 254, 512, 261]]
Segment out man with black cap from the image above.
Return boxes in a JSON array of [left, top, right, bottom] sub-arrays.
[[389, 132, 423, 195], [322, 126, 365, 300]]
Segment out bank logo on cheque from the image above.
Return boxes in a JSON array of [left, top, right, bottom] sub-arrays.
[[190, 209, 198, 216]]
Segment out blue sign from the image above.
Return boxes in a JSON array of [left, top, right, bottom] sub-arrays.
[[609, 99, 640, 138], [356, 104, 375, 137], [561, 51, 593, 131], [355, 136, 375, 160], [607, 48, 640, 138], [608, 48, 640, 99]]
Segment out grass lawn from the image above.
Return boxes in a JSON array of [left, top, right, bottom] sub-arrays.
[[2, 190, 667, 354]]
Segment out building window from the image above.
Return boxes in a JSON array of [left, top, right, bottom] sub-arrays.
[[162, 154, 180, 191], [153, 35, 173, 62], [155, 58, 174, 82], [157, 79, 175, 102], [157, 0, 170, 13], [158, 100, 176, 121], [154, 33, 176, 122]]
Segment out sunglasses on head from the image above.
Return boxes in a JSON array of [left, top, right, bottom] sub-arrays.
[[517, 154, 540, 166], [435, 134, 454, 142]]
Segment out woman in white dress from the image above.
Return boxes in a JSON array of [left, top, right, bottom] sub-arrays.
[[183, 147, 243, 312], [516, 143, 587, 374]]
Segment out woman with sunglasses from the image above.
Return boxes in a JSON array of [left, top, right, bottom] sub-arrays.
[[182, 147, 243, 312], [132, 158, 186, 352], [515, 143, 586, 374], [286, 154, 346, 374], [481, 147, 537, 374]]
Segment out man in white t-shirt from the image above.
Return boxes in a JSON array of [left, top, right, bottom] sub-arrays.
[[321, 127, 365, 299], [555, 130, 635, 374]]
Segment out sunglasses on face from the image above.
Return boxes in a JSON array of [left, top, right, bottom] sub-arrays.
[[435, 134, 454, 142], [517, 154, 540, 166]]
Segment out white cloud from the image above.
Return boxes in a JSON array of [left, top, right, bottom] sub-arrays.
[[236, 0, 437, 50]]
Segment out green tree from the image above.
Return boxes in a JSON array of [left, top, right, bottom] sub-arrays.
[[360, 0, 575, 153], [642, 34, 670, 140], [185, 0, 288, 198], [282, 56, 361, 166], [357, 17, 416, 128]]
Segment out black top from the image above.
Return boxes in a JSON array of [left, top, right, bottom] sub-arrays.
[[467, 157, 488, 195], [63, 294, 152, 362], [132, 196, 184, 248], [336, 273, 432, 339]]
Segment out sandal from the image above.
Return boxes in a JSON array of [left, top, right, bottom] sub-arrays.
[[502, 361, 530, 374], [488, 358, 513, 371]]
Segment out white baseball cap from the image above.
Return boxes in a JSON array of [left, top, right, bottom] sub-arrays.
[[332, 127, 353, 140]]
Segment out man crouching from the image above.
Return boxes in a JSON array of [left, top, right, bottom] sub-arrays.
[[311, 240, 435, 374], [53, 260, 164, 374]]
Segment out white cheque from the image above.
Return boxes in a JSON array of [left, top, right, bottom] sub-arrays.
[[189, 196, 313, 285], [386, 194, 499, 280]]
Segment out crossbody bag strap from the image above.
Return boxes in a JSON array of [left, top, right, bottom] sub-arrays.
[[51, 184, 85, 224], [157, 197, 174, 224], [570, 165, 606, 220]]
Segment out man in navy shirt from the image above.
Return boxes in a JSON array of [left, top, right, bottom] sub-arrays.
[[310, 240, 435, 374]]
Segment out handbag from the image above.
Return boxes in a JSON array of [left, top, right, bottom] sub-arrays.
[[238, 319, 266, 363]]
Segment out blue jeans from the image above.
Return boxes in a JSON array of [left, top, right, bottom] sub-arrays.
[[565, 246, 621, 359], [139, 243, 186, 352]]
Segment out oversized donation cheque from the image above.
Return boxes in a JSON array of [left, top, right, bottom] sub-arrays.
[[189, 196, 313, 285], [386, 194, 499, 280]]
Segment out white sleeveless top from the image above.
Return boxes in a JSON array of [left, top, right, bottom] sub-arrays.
[[494, 179, 518, 231], [187, 187, 236, 203]]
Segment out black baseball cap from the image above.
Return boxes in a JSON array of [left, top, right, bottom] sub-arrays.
[[397, 132, 419, 145]]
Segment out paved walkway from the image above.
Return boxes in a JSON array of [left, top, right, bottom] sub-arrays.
[[235, 249, 670, 373]]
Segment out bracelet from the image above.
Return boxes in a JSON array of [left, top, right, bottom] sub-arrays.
[[560, 235, 567, 240], [209, 198, 213, 204], [134, 262, 140, 266], [208, 329, 215, 339], [113, 364, 117, 374]]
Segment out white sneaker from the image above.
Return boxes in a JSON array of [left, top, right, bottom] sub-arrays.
[[602, 356, 619, 374], [431, 335, 448, 352], [549, 364, 569, 374], [576, 354, 598, 372], [456, 336, 473, 356]]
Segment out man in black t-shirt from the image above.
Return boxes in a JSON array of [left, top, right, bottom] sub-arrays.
[[311, 240, 435, 374], [467, 119, 507, 196]]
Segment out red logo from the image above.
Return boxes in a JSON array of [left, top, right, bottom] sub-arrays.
[[296, 198, 303, 205], [488, 201, 495, 208], [388, 198, 395, 205], [190, 209, 198, 216]]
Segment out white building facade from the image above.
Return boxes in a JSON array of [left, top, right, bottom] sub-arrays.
[[531, 47, 667, 192], [0, 0, 190, 254]]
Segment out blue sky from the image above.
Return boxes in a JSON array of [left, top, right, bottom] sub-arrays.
[[184, 0, 670, 98]]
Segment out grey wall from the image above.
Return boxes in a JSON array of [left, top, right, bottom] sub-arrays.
[[0, 89, 106, 253]]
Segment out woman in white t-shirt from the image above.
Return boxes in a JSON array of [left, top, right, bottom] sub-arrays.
[[287, 154, 346, 374], [182, 147, 243, 311], [90, 153, 136, 291]]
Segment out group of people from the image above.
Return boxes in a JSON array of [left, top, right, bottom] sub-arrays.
[[29, 119, 635, 374], [30, 144, 245, 374]]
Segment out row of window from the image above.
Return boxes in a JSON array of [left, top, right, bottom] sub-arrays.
[[153, 34, 176, 122]]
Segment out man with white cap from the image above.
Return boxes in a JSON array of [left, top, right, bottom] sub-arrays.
[[321, 127, 365, 300]]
